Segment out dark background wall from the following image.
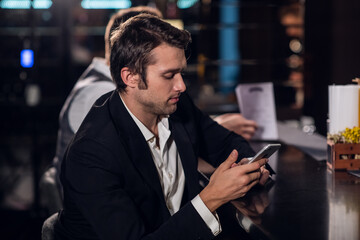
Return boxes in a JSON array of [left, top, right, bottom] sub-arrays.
[[304, 0, 360, 135]]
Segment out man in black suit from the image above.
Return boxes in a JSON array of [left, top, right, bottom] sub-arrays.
[[54, 14, 269, 240], [50, 7, 257, 206]]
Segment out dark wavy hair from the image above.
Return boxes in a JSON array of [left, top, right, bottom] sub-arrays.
[[104, 6, 162, 65], [109, 14, 192, 92]]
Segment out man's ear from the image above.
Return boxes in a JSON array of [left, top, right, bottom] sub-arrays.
[[120, 67, 139, 88]]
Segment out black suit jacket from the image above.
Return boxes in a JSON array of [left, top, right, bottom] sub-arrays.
[[54, 91, 255, 240]]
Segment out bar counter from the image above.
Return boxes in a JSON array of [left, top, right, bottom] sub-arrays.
[[216, 140, 360, 240]]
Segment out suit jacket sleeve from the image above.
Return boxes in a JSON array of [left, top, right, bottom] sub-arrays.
[[173, 93, 255, 167]]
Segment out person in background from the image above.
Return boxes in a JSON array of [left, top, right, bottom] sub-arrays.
[[54, 13, 269, 239]]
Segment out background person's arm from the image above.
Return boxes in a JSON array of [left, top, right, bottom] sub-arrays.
[[213, 113, 258, 140]]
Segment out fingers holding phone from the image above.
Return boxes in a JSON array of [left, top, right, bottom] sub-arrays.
[[200, 150, 268, 212], [259, 165, 270, 185], [232, 156, 270, 186]]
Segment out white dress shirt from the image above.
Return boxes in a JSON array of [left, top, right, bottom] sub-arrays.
[[120, 95, 221, 236]]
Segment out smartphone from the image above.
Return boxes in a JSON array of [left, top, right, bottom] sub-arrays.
[[248, 144, 281, 164]]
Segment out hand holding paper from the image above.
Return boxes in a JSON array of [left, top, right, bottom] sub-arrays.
[[235, 82, 278, 140]]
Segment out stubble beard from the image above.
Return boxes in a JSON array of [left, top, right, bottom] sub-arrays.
[[137, 93, 177, 116], [150, 101, 177, 116], [137, 81, 178, 116]]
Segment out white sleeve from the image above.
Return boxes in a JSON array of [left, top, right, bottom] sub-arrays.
[[68, 81, 115, 133], [191, 194, 222, 236]]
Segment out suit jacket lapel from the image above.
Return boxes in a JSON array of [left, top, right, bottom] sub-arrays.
[[107, 91, 200, 209], [170, 116, 200, 200], [108, 91, 166, 204]]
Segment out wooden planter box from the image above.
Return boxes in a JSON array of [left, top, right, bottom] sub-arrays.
[[328, 142, 360, 170]]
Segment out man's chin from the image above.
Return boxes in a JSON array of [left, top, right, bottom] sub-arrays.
[[164, 105, 177, 115]]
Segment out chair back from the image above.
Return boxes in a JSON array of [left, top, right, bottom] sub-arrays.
[[41, 212, 58, 240], [39, 166, 63, 215]]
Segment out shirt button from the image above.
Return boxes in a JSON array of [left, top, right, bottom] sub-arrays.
[[149, 138, 154, 143]]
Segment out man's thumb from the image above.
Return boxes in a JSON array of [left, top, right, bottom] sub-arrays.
[[219, 149, 238, 170]]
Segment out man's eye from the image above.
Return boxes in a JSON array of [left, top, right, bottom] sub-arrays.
[[164, 74, 175, 79]]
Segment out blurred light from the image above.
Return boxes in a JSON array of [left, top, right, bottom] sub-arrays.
[[21, 49, 34, 68], [287, 54, 302, 69], [1, 0, 30, 9], [177, 0, 198, 9], [25, 84, 41, 107], [33, 0, 52, 9], [41, 11, 52, 21], [219, 0, 240, 94], [289, 39, 302, 53], [0, 0, 52, 9], [81, 0, 131, 9]]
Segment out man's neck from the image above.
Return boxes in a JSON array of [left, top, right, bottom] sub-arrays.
[[119, 92, 160, 136]]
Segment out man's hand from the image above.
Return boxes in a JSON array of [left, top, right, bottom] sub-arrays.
[[231, 158, 270, 186], [213, 113, 257, 140], [259, 165, 270, 186], [199, 149, 268, 213]]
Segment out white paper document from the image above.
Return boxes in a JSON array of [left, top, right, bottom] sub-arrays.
[[235, 82, 278, 140]]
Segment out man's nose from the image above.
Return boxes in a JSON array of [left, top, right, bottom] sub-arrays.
[[174, 74, 186, 92]]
